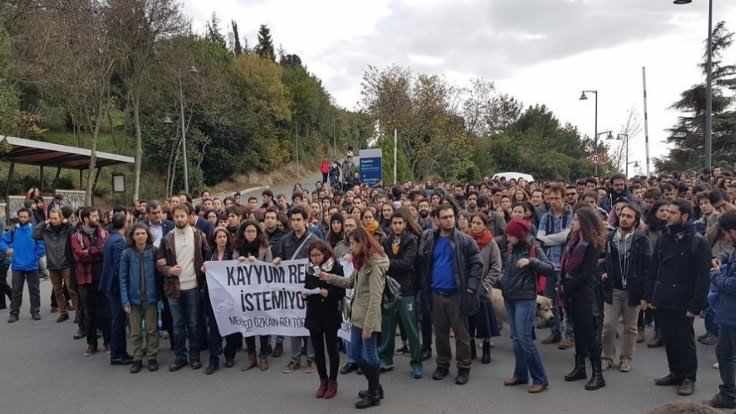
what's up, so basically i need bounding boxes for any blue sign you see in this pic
[359,149,383,186]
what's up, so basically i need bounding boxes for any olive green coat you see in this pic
[326,254,389,334]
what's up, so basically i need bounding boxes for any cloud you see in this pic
[181,0,736,167]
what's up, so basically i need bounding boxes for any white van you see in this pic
[491,172,535,182]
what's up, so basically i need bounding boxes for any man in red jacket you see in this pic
[70,207,109,356]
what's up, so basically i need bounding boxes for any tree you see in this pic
[0,28,18,134]
[660,21,736,172]
[231,20,242,55]
[206,13,225,48]
[21,1,119,203]
[462,78,522,136]
[255,24,275,62]
[108,0,185,202]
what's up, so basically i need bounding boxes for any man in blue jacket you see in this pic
[1,208,46,323]
[706,211,736,409]
[100,213,132,365]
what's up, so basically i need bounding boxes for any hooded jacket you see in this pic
[650,224,711,314]
[70,224,108,285]
[33,222,74,271]
[0,223,45,272]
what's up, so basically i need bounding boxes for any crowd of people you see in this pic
[2,167,736,411]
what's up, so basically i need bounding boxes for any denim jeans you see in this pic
[290,336,313,362]
[349,326,380,368]
[706,306,720,337]
[105,291,128,360]
[201,290,222,365]
[169,288,200,362]
[717,324,736,402]
[345,339,356,364]
[506,300,548,386]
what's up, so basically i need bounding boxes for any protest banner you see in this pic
[205,258,357,340]
[338,260,354,342]
[205,258,315,337]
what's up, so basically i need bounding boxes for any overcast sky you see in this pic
[182,0,736,175]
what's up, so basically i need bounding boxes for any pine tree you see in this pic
[206,13,226,48]
[231,20,242,55]
[659,21,736,172]
[255,24,275,61]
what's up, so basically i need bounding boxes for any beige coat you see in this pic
[326,254,389,334]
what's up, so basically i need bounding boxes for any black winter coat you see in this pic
[304,260,346,332]
[383,232,419,296]
[501,242,554,302]
[561,241,602,308]
[419,228,482,313]
[602,230,651,306]
[33,222,74,271]
[650,225,711,314]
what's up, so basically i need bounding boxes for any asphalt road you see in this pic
[0,278,724,414]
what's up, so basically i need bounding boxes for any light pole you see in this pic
[608,133,630,177]
[675,0,713,170]
[579,89,599,175]
[177,65,198,195]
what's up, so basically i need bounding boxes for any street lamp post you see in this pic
[675,0,713,170]
[177,65,198,195]
[580,90,599,175]
[607,133,630,177]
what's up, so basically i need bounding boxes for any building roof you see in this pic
[0,135,134,169]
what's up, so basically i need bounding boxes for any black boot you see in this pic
[470,339,477,360]
[585,358,606,391]
[355,366,381,409]
[358,364,384,400]
[564,354,587,382]
[481,340,491,365]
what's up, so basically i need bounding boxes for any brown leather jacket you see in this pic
[155,226,210,299]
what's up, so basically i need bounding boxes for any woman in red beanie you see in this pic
[501,219,555,394]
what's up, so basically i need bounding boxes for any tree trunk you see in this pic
[133,92,142,202]
[86,97,110,205]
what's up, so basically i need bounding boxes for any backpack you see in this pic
[529,242,546,295]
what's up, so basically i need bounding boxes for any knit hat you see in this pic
[506,219,532,240]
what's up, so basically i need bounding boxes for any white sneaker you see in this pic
[714,362,720,369]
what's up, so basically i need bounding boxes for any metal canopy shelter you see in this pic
[0,135,135,200]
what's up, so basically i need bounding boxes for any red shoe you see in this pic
[315,379,328,399]
[323,380,338,399]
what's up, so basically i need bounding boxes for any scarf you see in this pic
[239,240,261,258]
[612,228,634,288]
[365,220,379,236]
[560,233,589,275]
[471,228,493,249]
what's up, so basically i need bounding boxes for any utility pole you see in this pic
[705,0,714,170]
[393,129,398,185]
[642,66,651,176]
[295,128,300,177]
[178,76,189,194]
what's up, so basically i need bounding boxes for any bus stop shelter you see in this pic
[0,135,135,200]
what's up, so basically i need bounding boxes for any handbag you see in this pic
[382,275,402,310]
